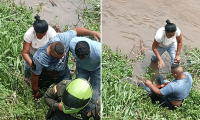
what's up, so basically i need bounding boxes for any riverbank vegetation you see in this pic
[0,0,100,119]
[102,45,200,120]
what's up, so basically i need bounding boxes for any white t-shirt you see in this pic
[24,26,57,55]
[155,27,181,48]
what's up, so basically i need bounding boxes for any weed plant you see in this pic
[181,46,200,91]
[102,45,200,120]
[0,0,48,119]
[78,0,100,32]
[0,0,100,119]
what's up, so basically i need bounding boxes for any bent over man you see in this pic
[31,28,100,98]
[69,37,101,102]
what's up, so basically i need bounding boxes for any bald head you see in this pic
[171,64,184,77]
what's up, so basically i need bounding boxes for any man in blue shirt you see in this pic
[143,64,192,110]
[69,37,101,102]
[31,28,100,99]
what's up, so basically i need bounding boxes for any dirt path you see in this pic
[102,0,200,81]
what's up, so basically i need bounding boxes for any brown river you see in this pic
[102,0,200,81]
[14,0,86,29]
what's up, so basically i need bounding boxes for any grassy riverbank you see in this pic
[102,45,200,120]
[0,0,100,119]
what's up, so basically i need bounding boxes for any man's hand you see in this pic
[174,55,181,64]
[33,90,39,99]
[92,31,101,41]
[145,80,152,86]
[58,102,63,111]
[158,60,165,68]
[159,84,165,89]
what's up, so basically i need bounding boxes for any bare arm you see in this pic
[31,72,39,99]
[175,34,183,63]
[73,27,101,41]
[22,41,32,66]
[145,80,162,96]
[152,39,165,68]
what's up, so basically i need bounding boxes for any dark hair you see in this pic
[75,41,90,59]
[51,41,65,55]
[165,19,177,33]
[33,15,48,33]
[171,64,180,69]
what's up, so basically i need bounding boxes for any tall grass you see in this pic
[0,0,100,119]
[102,45,200,120]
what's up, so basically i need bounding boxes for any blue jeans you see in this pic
[151,43,177,65]
[76,67,101,101]
[143,76,175,110]
[143,75,169,94]
[24,53,33,79]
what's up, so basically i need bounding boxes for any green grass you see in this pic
[0,0,100,119]
[102,45,200,120]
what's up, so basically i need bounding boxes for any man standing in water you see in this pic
[141,64,192,110]
[31,27,100,99]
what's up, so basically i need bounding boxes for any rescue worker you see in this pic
[44,78,101,120]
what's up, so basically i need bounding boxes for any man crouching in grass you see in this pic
[143,64,192,110]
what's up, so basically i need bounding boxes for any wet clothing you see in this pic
[151,42,177,65]
[32,30,76,90]
[143,73,192,110]
[24,53,34,79]
[155,27,181,48]
[44,80,101,120]
[69,37,101,100]
[152,26,181,65]
[160,72,193,101]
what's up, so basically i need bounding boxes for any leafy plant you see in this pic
[0,0,100,119]
[102,44,200,120]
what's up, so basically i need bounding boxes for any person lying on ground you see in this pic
[151,19,183,68]
[140,64,192,110]
[31,27,101,99]
[22,15,57,80]
[44,78,101,120]
[69,37,101,103]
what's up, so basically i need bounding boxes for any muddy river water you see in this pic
[102,0,200,81]
[14,0,85,29]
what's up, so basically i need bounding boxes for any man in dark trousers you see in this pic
[44,78,101,120]
[143,64,193,110]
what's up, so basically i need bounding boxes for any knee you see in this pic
[157,75,163,84]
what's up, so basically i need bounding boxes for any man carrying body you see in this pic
[143,64,192,109]
[44,78,101,120]
[69,37,101,102]
[31,28,101,98]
